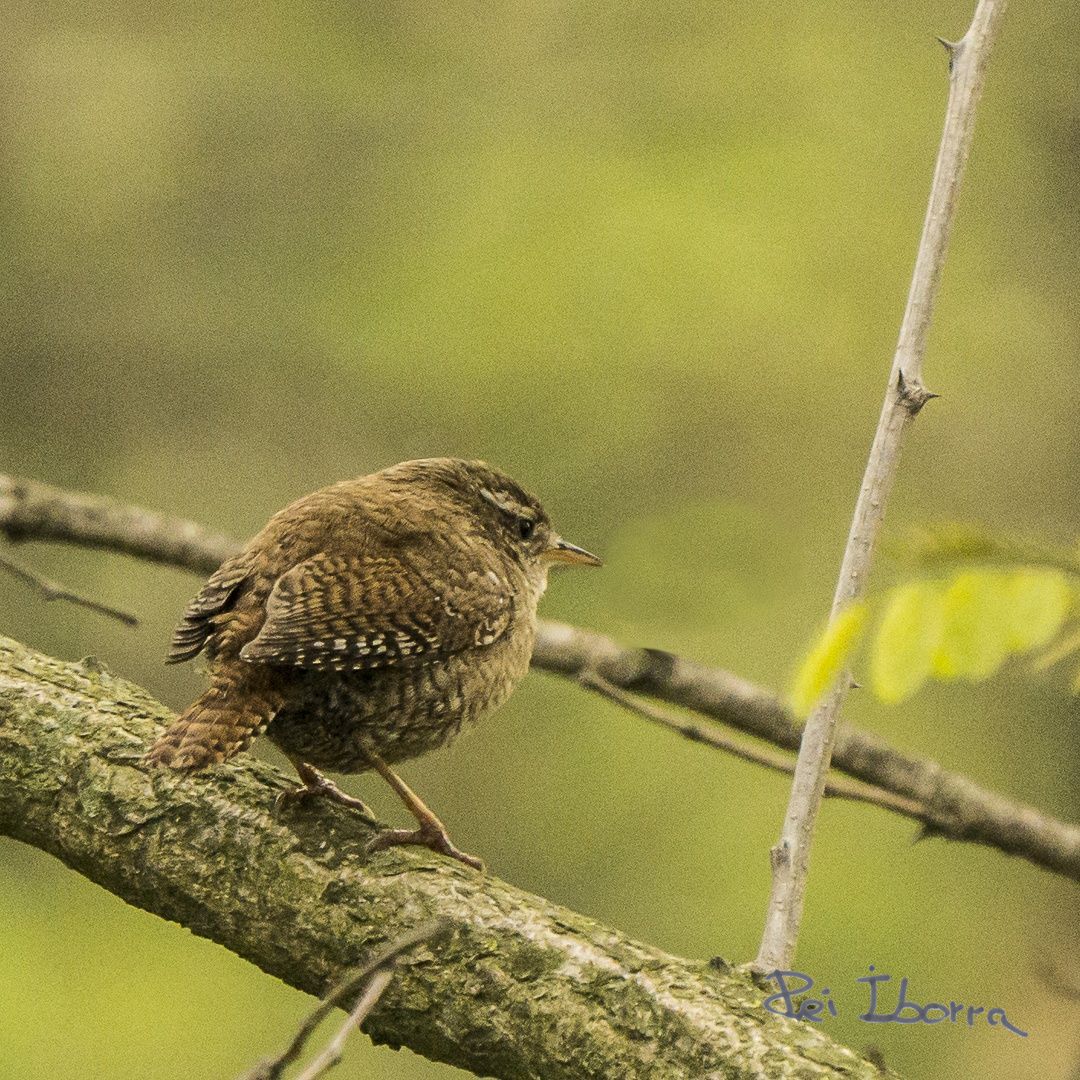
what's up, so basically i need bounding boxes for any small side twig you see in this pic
[0,550,138,626]
[579,671,924,819]
[294,968,395,1080]
[242,920,449,1080]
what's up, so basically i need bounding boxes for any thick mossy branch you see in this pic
[0,636,890,1080]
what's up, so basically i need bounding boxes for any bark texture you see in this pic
[0,635,891,1079]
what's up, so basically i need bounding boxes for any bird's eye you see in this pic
[517,517,535,540]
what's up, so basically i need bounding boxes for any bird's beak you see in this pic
[543,538,603,567]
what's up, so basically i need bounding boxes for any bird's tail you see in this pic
[145,669,286,769]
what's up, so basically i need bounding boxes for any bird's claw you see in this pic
[274,777,379,827]
[366,824,485,871]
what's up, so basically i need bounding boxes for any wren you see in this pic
[145,457,601,869]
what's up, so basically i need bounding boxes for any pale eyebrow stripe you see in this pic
[479,487,519,516]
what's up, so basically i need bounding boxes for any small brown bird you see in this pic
[146,458,600,869]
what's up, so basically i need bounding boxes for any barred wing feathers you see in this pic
[239,551,514,671]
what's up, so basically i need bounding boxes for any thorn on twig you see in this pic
[897,370,940,416]
[912,821,945,844]
[849,676,862,690]
[935,36,960,74]
[0,550,138,626]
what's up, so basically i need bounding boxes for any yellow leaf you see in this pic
[870,582,944,704]
[789,604,867,717]
[931,571,1009,681]
[1004,569,1071,653]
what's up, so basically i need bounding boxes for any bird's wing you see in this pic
[238,550,514,671]
[167,556,251,663]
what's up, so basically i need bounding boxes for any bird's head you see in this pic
[380,458,602,586]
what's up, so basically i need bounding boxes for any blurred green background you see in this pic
[1,2,1077,1078]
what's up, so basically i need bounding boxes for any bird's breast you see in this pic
[265,621,536,772]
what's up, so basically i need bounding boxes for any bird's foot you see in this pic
[275,764,379,827]
[366,821,485,872]
[354,745,484,870]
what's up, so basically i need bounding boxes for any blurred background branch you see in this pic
[578,668,926,817]
[2,472,1076,881]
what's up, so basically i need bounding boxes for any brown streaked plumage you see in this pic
[145,457,601,868]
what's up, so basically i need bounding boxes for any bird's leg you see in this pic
[275,758,379,827]
[361,748,484,872]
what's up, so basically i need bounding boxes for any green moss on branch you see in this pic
[0,636,892,1079]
